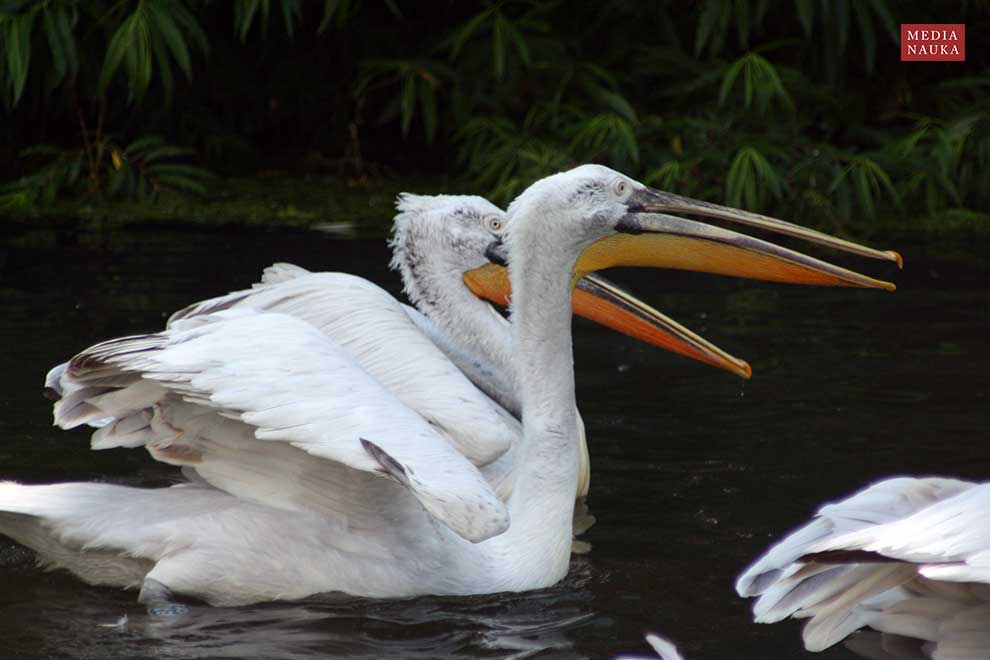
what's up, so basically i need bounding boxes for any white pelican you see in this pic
[41,196,750,528]
[3,165,898,605]
[736,477,990,656]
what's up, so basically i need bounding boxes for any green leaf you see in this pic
[318,0,354,33]
[492,13,506,79]
[107,165,131,196]
[55,5,77,76]
[726,146,782,210]
[125,134,165,156]
[795,0,813,35]
[384,0,401,19]
[504,17,531,66]
[614,116,639,165]
[141,145,195,163]
[735,0,750,48]
[6,11,35,106]
[146,163,212,178]
[867,0,897,41]
[235,0,264,42]
[695,0,723,56]
[149,28,175,102]
[43,7,67,80]
[718,58,743,106]
[835,0,850,53]
[449,8,493,60]
[400,74,415,136]
[281,0,301,39]
[597,89,638,123]
[851,0,876,72]
[418,76,437,143]
[155,173,208,195]
[100,14,137,94]
[147,1,192,78]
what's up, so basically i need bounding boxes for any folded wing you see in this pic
[167,270,519,465]
[57,309,509,543]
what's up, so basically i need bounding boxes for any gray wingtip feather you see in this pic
[360,438,410,487]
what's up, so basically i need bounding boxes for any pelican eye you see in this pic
[486,216,503,232]
[611,180,629,197]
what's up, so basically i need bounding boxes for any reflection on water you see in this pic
[0,226,987,659]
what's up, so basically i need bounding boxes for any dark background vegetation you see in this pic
[1,0,987,235]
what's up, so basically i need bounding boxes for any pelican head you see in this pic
[392,192,753,379]
[499,164,899,292]
[391,193,505,312]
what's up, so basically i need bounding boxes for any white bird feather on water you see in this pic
[737,476,990,656]
[613,633,686,660]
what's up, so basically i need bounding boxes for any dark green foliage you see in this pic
[0,133,211,209]
[0,0,987,230]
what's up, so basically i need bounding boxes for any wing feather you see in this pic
[168,271,518,466]
[62,309,509,543]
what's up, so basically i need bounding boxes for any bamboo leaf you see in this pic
[449,8,492,60]
[149,28,175,101]
[851,0,876,72]
[100,14,137,94]
[418,76,437,143]
[235,0,264,42]
[43,7,67,81]
[735,0,750,49]
[6,11,34,106]
[148,1,191,78]
[867,0,897,41]
[400,74,415,136]
[795,0,813,35]
[155,173,208,195]
[718,58,743,106]
[384,0,401,18]
[505,18,531,66]
[835,0,849,53]
[695,0,723,56]
[141,145,195,163]
[614,116,639,165]
[597,89,637,123]
[56,5,78,75]
[281,0,301,39]
[125,134,165,156]
[492,13,506,79]
[146,163,212,178]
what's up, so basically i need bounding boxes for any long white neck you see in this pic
[396,246,520,412]
[489,223,581,585]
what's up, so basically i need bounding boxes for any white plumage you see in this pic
[6,164,899,607]
[62,309,509,544]
[0,166,629,604]
[737,477,990,656]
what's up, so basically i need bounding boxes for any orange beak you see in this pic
[576,215,897,291]
[463,263,751,378]
[624,188,903,268]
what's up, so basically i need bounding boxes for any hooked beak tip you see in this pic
[888,250,904,270]
[738,360,753,380]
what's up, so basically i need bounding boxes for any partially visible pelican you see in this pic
[737,477,990,656]
[3,165,898,605]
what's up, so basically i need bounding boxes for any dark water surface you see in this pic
[0,226,986,659]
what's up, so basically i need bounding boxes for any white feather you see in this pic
[738,477,990,655]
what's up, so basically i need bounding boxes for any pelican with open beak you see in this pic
[7,165,900,606]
